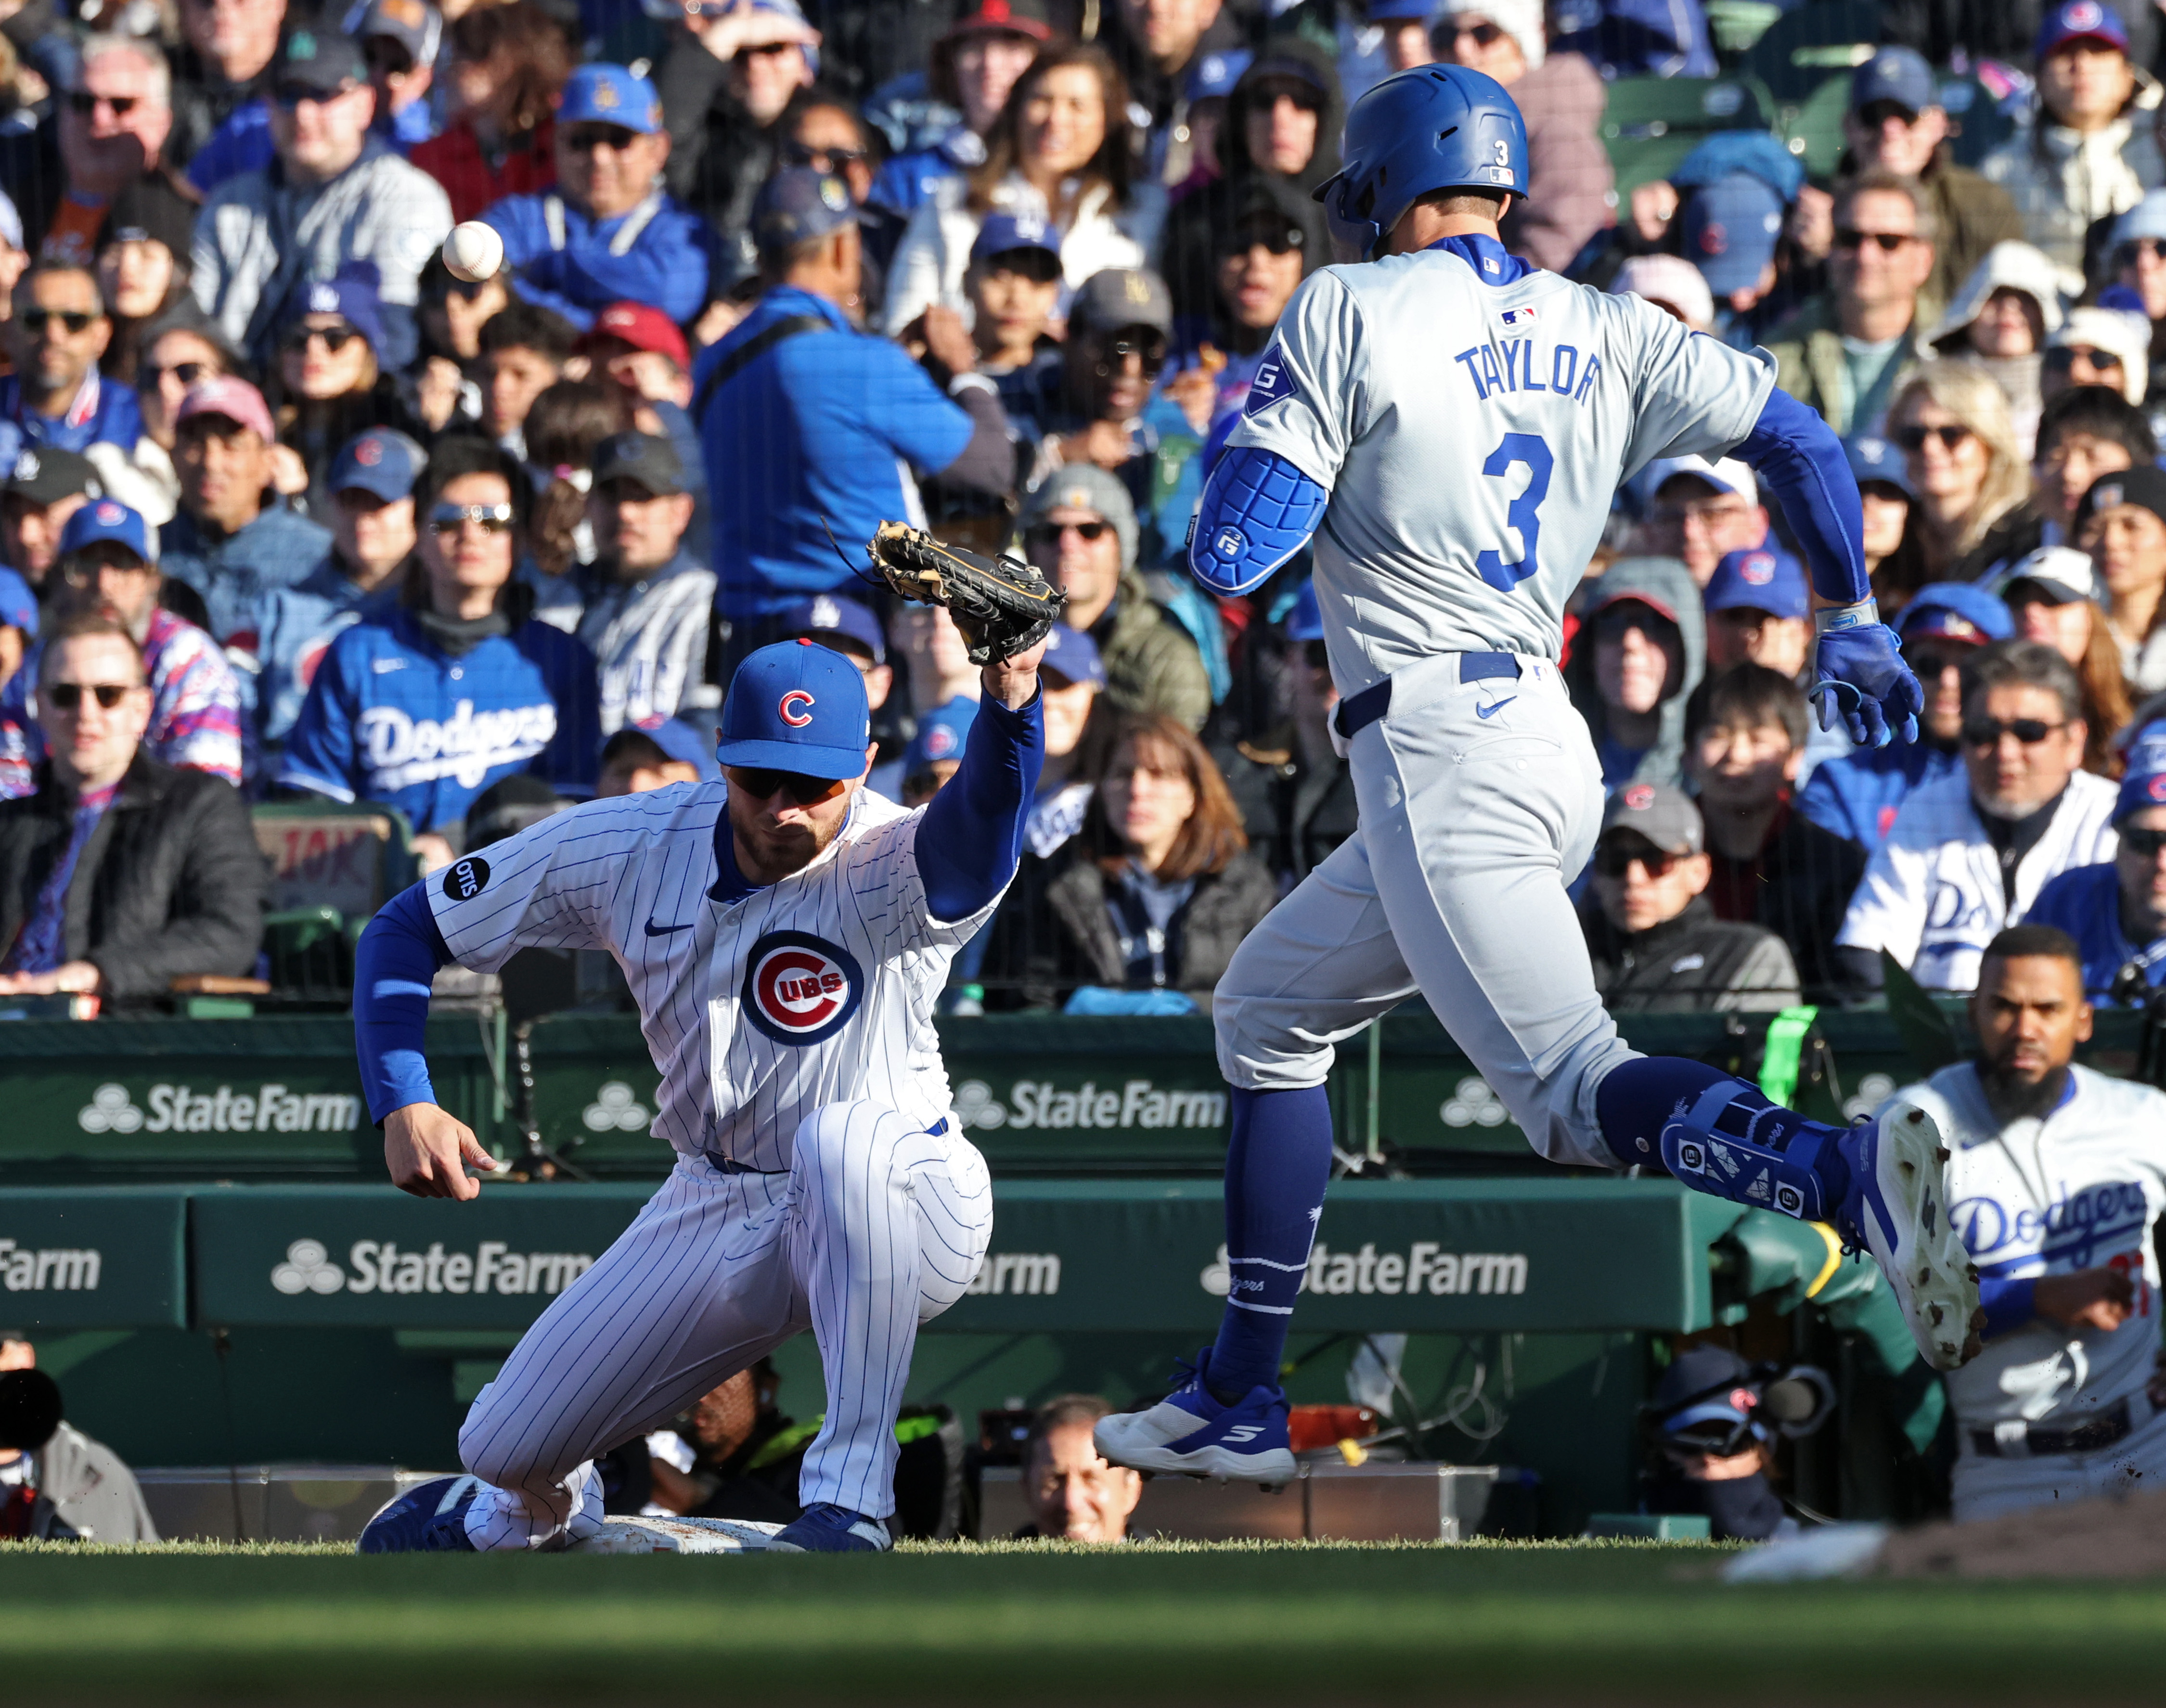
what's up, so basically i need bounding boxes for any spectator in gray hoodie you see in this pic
[1568,555,1706,790]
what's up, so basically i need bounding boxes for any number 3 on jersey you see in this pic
[1474,432,1553,593]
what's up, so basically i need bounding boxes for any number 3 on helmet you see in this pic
[1312,64,1529,261]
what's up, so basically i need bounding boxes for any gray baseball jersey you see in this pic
[1227,250,1778,693]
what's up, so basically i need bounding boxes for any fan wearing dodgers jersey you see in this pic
[352,631,1047,1555]
[1098,64,1979,1488]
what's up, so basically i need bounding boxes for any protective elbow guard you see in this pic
[1188,446,1329,596]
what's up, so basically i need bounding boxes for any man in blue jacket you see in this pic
[479,64,715,332]
[697,166,1014,672]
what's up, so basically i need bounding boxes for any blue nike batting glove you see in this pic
[1812,623,1922,748]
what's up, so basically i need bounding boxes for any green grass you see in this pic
[5,1539,2166,1703]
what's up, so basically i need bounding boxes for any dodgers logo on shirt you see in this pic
[779,690,815,727]
[743,930,864,1046]
[442,856,490,902]
[1243,346,1297,417]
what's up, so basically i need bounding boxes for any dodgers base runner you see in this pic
[354,635,1044,1553]
[1099,65,1981,1486]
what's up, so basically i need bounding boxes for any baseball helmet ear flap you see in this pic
[1313,169,1387,259]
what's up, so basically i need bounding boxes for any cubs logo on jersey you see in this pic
[743,930,864,1045]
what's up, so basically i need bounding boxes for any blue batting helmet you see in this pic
[1312,64,1528,260]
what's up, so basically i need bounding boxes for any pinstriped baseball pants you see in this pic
[456,1101,993,1549]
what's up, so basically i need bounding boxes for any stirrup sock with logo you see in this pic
[1207,1084,1333,1405]
[1595,1057,1851,1224]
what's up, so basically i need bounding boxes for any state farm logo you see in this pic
[742,930,863,1046]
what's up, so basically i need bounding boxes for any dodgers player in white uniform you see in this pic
[1099,65,1981,1486]
[354,634,1046,1553]
[1897,925,2166,1522]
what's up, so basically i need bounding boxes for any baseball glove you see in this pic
[867,521,1066,665]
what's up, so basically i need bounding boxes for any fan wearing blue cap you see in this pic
[1845,435,1918,604]
[1842,46,2020,306]
[1703,545,1810,676]
[2027,730,2166,1001]
[474,64,715,329]
[250,429,425,760]
[346,629,1051,1556]
[963,212,1064,382]
[1976,3,2146,273]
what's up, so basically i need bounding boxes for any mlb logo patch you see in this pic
[743,930,864,1046]
[1500,306,1537,327]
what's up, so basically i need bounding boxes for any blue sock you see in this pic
[1596,1056,1852,1222]
[1207,1085,1333,1405]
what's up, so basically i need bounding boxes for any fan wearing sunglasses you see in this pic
[0,611,265,1002]
[0,266,144,461]
[32,498,245,791]
[273,272,422,527]
[1583,781,1802,1015]
[279,437,600,856]
[470,63,711,330]
[1018,465,1211,731]
[46,36,177,275]
[1838,640,2118,995]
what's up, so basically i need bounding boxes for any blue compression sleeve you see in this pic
[1976,1273,2038,1341]
[1189,445,1330,596]
[1733,386,1870,606]
[917,687,1045,923]
[354,881,455,1124]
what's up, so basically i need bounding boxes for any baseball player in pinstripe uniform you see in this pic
[1098,64,1983,1486]
[355,633,1045,1554]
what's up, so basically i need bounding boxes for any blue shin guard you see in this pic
[1595,1057,1852,1227]
[1206,1084,1334,1404]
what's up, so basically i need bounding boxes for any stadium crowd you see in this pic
[0,0,2152,1022]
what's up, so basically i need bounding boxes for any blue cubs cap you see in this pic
[1284,579,1324,643]
[559,63,664,134]
[1897,583,2014,648]
[1850,46,1936,116]
[2037,0,2127,60]
[969,209,1059,268]
[330,427,426,502]
[1680,174,1785,298]
[284,266,386,355]
[1704,546,1808,621]
[0,564,35,637]
[904,695,979,776]
[2117,731,2166,822]
[1847,434,1913,500]
[1039,622,1106,690]
[780,592,886,664]
[59,497,154,565]
[718,639,872,779]
[1186,46,1251,100]
[752,166,856,257]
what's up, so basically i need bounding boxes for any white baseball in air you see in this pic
[442,221,504,284]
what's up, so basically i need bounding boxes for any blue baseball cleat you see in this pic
[769,1502,891,1553]
[1092,1348,1298,1485]
[357,1474,482,1554]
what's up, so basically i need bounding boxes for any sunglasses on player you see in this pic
[726,767,851,807]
